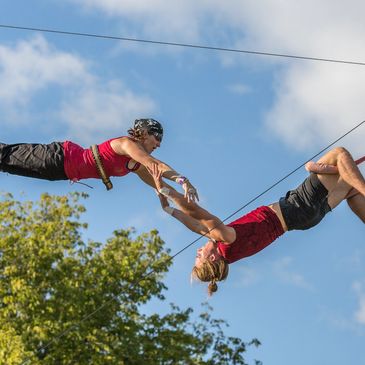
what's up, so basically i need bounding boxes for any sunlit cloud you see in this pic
[264,63,365,154]
[0,35,157,143]
[59,81,156,144]
[67,0,204,42]
[0,35,88,107]
[66,0,365,152]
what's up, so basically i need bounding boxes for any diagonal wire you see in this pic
[1,24,365,66]
[21,119,364,364]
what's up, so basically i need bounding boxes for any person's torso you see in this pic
[63,138,140,181]
[217,206,284,263]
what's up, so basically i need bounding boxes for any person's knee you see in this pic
[338,147,355,161]
[332,146,353,164]
[319,147,347,165]
[333,146,349,156]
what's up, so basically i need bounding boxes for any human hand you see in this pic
[150,165,174,215]
[148,163,164,191]
[182,180,199,203]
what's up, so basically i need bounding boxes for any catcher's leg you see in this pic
[347,192,365,223]
[316,147,365,196]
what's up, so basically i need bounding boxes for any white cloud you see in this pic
[0,35,89,106]
[265,63,365,154]
[69,0,204,42]
[59,81,156,143]
[0,35,157,142]
[3,2,363,149]
[215,0,365,153]
[66,0,365,151]
[273,256,312,290]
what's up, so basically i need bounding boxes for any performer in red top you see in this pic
[152,147,365,295]
[0,119,198,202]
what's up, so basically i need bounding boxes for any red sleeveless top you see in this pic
[63,138,140,181]
[217,206,284,264]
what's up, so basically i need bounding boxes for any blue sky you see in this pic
[1,1,365,364]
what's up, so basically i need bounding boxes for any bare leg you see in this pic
[317,147,365,196]
[336,149,365,196]
[347,193,365,223]
[305,155,365,174]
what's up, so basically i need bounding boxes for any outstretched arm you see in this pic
[133,165,156,189]
[133,165,172,189]
[112,137,198,202]
[157,193,213,237]
[153,168,236,243]
[134,165,180,195]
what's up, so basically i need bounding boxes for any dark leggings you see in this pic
[0,142,68,181]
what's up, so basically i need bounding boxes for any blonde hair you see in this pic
[191,259,229,296]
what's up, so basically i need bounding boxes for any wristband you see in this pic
[159,187,171,197]
[176,176,188,185]
[163,206,175,215]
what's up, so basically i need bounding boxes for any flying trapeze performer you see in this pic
[152,146,365,295]
[0,118,198,202]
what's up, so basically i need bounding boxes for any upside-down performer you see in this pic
[0,119,198,202]
[152,147,365,295]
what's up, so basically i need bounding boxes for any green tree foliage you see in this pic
[0,192,261,365]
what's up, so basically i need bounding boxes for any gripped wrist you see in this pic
[159,187,171,197]
[176,175,189,185]
[163,206,175,215]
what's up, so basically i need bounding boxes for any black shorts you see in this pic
[0,142,68,181]
[279,173,331,231]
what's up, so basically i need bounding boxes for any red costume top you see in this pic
[63,138,140,181]
[217,206,284,264]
